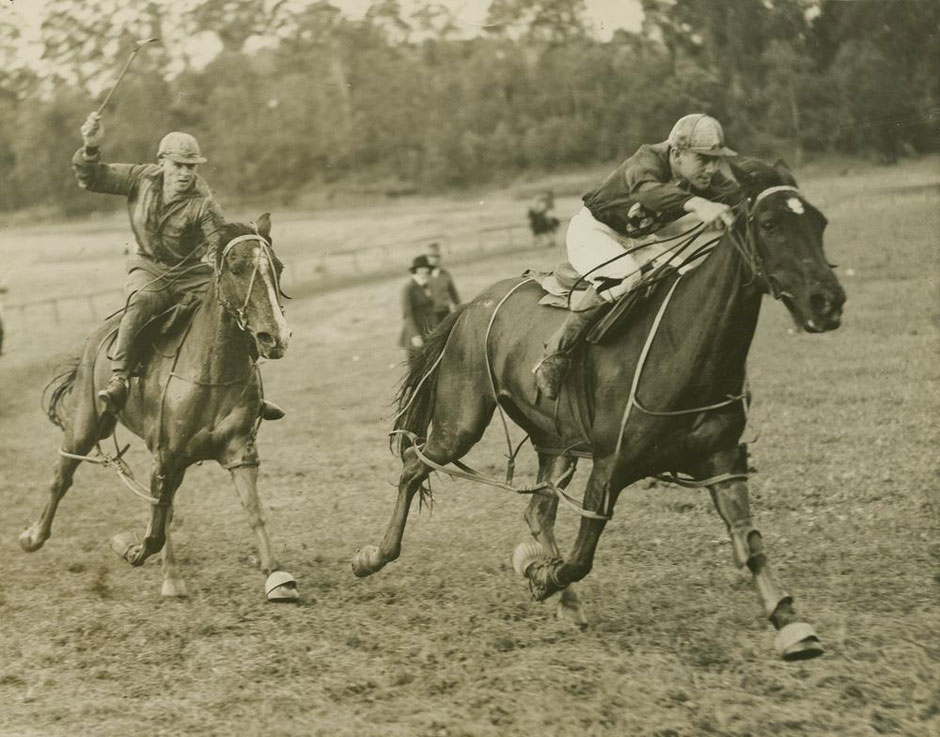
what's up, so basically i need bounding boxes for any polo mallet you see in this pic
[95,37,160,116]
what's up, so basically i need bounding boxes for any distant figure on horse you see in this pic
[73,112,283,421]
[527,191,561,249]
[534,114,742,399]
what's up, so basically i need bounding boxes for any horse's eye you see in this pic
[228,262,244,276]
[760,220,777,232]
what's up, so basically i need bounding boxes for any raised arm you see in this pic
[71,112,146,196]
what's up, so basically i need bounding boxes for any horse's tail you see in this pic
[391,305,468,456]
[42,357,80,430]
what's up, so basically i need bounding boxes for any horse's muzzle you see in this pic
[802,284,846,332]
[256,330,290,359]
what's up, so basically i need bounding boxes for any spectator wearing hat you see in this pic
[533,113,745,399]
[425,242,461,327]
[398,255,437,360]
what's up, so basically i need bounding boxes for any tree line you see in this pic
[0,0,936,216]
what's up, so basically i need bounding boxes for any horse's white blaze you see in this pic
[257,249,291,345]
[787,197,805,214]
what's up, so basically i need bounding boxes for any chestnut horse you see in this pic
[21,215,298,601]
[353,160,845,660]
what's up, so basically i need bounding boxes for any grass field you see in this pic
[0,157,937,737]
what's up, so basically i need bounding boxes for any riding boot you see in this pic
[98,369,130,415]
[98,305,147,414]
[533,286,608,400]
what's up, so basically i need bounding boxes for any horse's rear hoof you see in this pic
[351,545,384,577]
[265,571,299,603]
[555,587,589,631]
[511,540,545,577]
[19,528,45,553]
[161,577,189,598]
[775,622,824,661]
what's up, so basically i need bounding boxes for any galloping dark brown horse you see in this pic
[352,159,846,660]
[21,215,298,601]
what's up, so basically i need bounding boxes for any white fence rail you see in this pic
[4,221,534,326]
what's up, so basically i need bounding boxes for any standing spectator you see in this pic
[425,242,460,327]
[398,255,436,361]
[527,191,561,248]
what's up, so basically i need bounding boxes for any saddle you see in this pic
[103,292,203,375]
[525,261,591,310]
[527,261,679,345]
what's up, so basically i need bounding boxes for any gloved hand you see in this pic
[410,335,424,349]
[685,196,734,230]
[80,112,103,149]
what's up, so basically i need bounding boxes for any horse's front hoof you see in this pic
[19,527,46,553]
[265,571,299,603]
[351,546,385,577]
[775,622,824,661]
[161,577,189,598]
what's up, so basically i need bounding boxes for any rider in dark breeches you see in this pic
[110,266,210,382]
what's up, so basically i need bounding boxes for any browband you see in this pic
[220,233,271,260]
[753,185,802,204]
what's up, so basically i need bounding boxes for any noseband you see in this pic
[216,233,283,331]
[727,185,804,301]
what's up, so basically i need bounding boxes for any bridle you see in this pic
[216,232,284,331]
[725,184,805,302]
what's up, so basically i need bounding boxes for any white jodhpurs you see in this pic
[566,206,705,301]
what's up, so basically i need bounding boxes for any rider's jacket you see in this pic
[582,142,742,238]
[71,147,225,271]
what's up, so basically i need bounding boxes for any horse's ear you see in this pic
[773,159,798,187]
[256,213,271,239]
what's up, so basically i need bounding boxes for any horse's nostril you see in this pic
[257,331,275,346]
[809,293,829,315]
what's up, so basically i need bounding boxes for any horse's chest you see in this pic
[146,392,256,458]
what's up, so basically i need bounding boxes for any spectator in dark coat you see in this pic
[398,255,436,360]
[425,242,460,325]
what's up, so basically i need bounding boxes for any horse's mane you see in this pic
[730,156,799,200]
